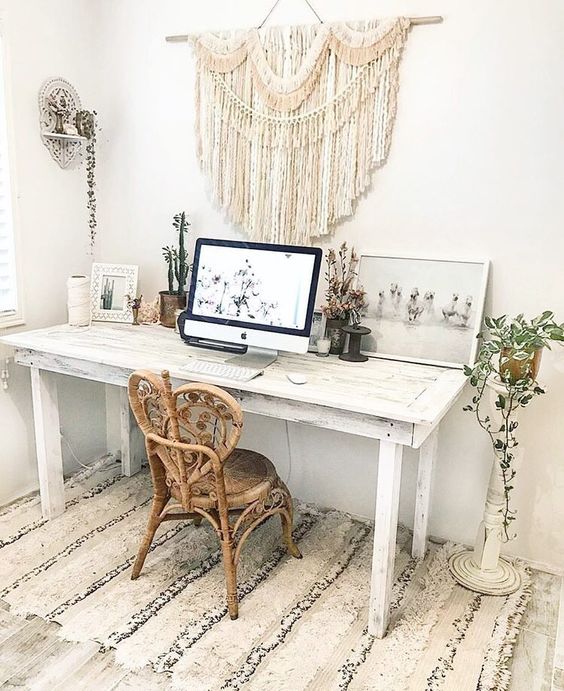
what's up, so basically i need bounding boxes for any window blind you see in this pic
[0,37,17,320]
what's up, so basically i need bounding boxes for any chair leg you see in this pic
[131,494,168,580]
[281,503,302,560]
[220,539,239,619]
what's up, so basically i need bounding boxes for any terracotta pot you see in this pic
[326,318,348,355]
[159,291,186,328]
[500,346,542,383]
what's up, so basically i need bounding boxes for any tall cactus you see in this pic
[162,246,174,293]
[162,212,191,294]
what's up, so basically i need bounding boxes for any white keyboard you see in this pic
[181,359,263,382]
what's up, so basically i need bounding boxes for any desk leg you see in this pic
[412,428,439,560]
[30,367,65,520]
[105,385,121,459]
[119,388,143,476]
[368,440,403,638]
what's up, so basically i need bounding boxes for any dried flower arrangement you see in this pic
[126,294,143,325]
[137,296,160,324]
[321,242,367,325]
[126,295,143,311]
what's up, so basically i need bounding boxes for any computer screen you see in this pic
[187,239,322,336]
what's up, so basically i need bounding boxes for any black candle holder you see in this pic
[339,324,371,362]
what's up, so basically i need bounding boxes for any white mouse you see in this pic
[286,372,308,385]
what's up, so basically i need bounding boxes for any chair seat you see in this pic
[171,448,279,510]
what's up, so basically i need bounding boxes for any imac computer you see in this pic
[178,238,322,371]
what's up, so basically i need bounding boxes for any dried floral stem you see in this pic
[321,242,366,323]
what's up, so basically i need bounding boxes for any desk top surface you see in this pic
[2,323,467,426]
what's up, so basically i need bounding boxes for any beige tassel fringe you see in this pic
[191,18,411,243]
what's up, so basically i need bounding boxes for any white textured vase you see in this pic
[67,275,91,327]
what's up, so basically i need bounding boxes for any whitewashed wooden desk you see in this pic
[2,322,466,637]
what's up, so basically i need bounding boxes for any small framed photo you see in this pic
[90,263,139,323]
[308,310,327,352]
[357,254,489,368]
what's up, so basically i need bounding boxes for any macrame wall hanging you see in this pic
[169,11,441,244]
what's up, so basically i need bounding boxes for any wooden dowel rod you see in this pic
[410,15,443,25]
[165,15,443,42]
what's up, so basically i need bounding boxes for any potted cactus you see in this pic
[160,211,191,328]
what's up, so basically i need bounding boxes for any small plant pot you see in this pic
[159,291,186,328]
[500,347,543,383]
[326,318,348,355]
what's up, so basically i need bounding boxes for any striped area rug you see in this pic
[0,459,531,690]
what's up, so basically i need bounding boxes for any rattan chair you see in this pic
[128,369,301,619]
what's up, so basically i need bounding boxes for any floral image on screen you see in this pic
[191,245,316,330]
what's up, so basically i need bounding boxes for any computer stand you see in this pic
[183,336,277,369]
[226,347,278,370]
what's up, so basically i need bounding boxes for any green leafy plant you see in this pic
[162,212,190,295]
[75,110,97,250]
[464,311,564,540]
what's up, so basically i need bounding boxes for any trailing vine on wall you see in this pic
[76,109,97,250]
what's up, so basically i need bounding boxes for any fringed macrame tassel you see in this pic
[192,17,410,244]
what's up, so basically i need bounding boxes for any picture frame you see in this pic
[357,253,489,368]
[90,262,139,323]
[308,310,327,352]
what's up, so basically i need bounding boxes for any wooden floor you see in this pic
[0,570,561,690]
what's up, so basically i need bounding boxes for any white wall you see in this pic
[0,0,107,505]
[92,0,564,572]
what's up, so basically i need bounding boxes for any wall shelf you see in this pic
[38,77,87,169]
[42,132,87,143]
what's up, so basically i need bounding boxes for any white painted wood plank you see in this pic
[0,616,59,685]
[53,648,130,689]
[520,570,562,637]
[412,427,439,559]
[30,367,64,520]
[509,628,555,691]
[2,322,463,425]
[26,640,100,691]
[119,387,143,476]
[409,369,467,447]
[0,608,27,646]
[555,576,564,674]
[368,440,403,638]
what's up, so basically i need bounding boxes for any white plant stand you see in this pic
[448,377,521,595]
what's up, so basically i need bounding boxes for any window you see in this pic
[0,34,21,328]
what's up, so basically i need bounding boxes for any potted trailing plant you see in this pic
[321,242,367,354]
[160,211,191,328]
[463,311,564,540]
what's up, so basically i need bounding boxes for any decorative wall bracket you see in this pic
[38,77,86,168]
